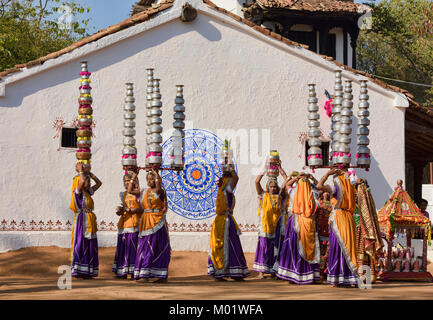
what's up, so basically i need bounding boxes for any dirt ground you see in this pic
[1,246,433,300]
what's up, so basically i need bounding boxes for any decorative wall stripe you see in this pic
[0,219,258,232]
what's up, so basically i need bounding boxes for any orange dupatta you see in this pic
[139,188,165,233]
[292,179,318,262]
[118,192,141,230]
[333,174,358,271]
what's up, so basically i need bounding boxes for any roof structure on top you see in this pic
[254,0,370,15]
[0,0,420,110]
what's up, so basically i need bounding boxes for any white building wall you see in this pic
[0,8,405,251]
[211,0,238,14]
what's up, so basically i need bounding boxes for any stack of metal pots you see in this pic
[306,83,323,167]
[121,83,137,167]
[267,150,280,178]
[335,80,353,166]
[356,80,371,167]
[76,61,93,167]
[145,68,154,167]
[147,79,163,165]
[220,139,234,173]
[330,70,343,165]
[170,85,185,169]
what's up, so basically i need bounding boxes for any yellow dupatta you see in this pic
[210,177,239,270]
[258,192,282,235]
[69,175,97,261]
[292,179,318,263]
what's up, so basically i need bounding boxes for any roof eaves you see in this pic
[0,0,174,81]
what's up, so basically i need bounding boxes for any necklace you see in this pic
[146,188,155,209]
[269,193,279,211]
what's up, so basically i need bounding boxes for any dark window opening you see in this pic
[287,30,316,52]
[305,140,330,167]
[61,127,78,149]
[325,33,336,60]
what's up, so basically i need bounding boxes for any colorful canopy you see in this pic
[378,185,430,236]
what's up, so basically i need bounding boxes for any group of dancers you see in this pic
[69,158,379,287]
[250,162,364,286]
[70,162,170,282]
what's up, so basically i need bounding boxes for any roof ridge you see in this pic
[0,0,418,108]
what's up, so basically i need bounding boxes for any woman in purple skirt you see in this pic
[276,173,321,284]
[272,175,296,275]
[112,172,143,279]
[208,166,250,281]
[134,168,171,283]
[317,167,359,287]
[69,162,102,279]
[253,164,288,278]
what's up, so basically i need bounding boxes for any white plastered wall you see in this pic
[0,0,407,252]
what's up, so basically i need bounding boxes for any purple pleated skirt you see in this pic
[134,225,171,279]
[276,215,320,284]
[253,236,275,274]
[208,215,250,279]
[71,211,99,278]
[112,231,139,277]
[272,213,287,273]
[327,227,358,285]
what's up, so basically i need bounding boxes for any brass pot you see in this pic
[76,129,92,137]
[76,152,91,160]
[79,107,93,115]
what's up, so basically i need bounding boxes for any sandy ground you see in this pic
[1,246,433,300]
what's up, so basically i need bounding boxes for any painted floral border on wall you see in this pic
[0,220,258,232]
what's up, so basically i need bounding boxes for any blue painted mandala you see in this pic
[161,129,237,220]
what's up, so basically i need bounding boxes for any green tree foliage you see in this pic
[0,0,90,72]
[357,0,433,105]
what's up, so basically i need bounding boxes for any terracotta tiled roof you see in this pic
[256,0,368,14]
[0,0,424,114]
[0,0,174,79]
[0,0,306,81]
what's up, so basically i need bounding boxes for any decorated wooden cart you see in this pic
[377,181,432,282]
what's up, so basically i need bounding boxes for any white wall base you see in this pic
[0,231,259,253]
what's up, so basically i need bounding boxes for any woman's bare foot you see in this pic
[214,277,227,282]
[257,273,265,279]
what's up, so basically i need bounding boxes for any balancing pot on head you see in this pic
[76,61,93,171]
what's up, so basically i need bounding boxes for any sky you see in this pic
[59,0,138,33]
